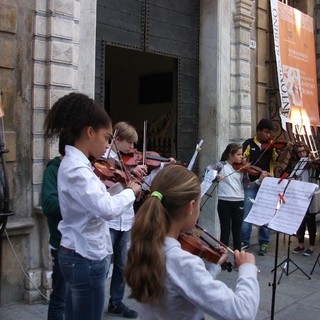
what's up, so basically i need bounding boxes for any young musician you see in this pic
[279,142,318,256]
[42,133,69,320]
[104,121,175,318]
[125,165,260,320]
[241,119,280,255]
[206,143,268,251]
[44,92,141,320]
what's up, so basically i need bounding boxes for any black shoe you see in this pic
[303,248,314,256]
[292,246,304,254]
[108,302,138,319]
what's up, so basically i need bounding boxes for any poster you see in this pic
[270,0,320,129]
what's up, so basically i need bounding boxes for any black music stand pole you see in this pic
[270,231,280,320]
[200,179,218,211]
[310,252,320,275]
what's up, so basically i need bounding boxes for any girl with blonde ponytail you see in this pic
[125,165,260,320]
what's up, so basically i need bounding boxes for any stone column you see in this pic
[232,0,255,140]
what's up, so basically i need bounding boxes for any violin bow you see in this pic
[187,139,204,171]
[105,128,118,160]
[142,120,147,167]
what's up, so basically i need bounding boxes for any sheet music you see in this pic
[200,169,218,198]
[244,177,288,226]
[244,177,318,235]
[268,179,317,234]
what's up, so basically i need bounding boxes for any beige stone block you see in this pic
[52,0,74,17]
[74,23,79,43]
[33,163,45,184]
[0,3,17,34]
[239,77,250,92]
[33,112,45,134]
[34,39,47,61]
[238,60,250,76]
[25,268,42,290]
[239,44,250,61]
[257,8,268,29]
[51,17,73,40]
[257,85,267,104]
[33,138,45,160]
[0,38,17,69]
[42,270,53,290]
[238,126,252,141]
[24,289,43,305]
[257,0,269,11]
[35,0,47,13]
[50,41,73,63]
[74,0,80,21]
[33,88,47,110]
[34,63,48,85]
[49,89,71,107]
[35,15,48,37]
[72,69,78,90]
[50,65,73,87]
[256,65,267,84]
[73,44,79,66]
[33,189,41,208]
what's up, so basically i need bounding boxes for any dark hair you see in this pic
[220,143,242,161]
[256,118,274,132]
[44,92,112,144]
[125,165,200,304]
[58,130,73,156]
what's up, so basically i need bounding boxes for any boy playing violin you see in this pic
[241,118,280,256]
[103,121,175,318]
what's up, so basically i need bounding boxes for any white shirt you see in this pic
[137,237,260,320]
[103,148,165,231]
[58,145,135,260]
[103,148,134,231]
[218,162,245,201]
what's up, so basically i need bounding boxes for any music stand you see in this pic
[310,252,320,275]
[271,234,311,284]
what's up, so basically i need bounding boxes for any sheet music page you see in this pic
[268,179,318,234]
[244,177,288,226]
[201,169,218,198]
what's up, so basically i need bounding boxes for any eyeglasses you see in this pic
[297,149,307,154]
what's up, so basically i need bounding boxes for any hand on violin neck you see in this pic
[215,246,228,266]
[131,164,148,179]
[163,157,177,167]
[258,170,269,182]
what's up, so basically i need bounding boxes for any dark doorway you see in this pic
[96,0,199,163]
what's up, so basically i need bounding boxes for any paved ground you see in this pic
[1,230,320,319]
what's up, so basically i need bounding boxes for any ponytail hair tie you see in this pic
[151,191,163,201]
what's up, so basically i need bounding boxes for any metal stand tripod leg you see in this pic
[271,235,311,284]
[310,252,320,275]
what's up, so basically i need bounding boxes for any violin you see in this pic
[232,160,263,176]
[261,138,288,150]
[91,158,130,188]
[178,233,221,263]
[178,227,233,272]
[121,149,185,170]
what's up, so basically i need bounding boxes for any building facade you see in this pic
[0,0,318,305]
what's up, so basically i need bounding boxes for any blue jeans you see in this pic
[109,228,130,306]
[48,249,67,320]
[241,184,270,246]
[58,249,111,320]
